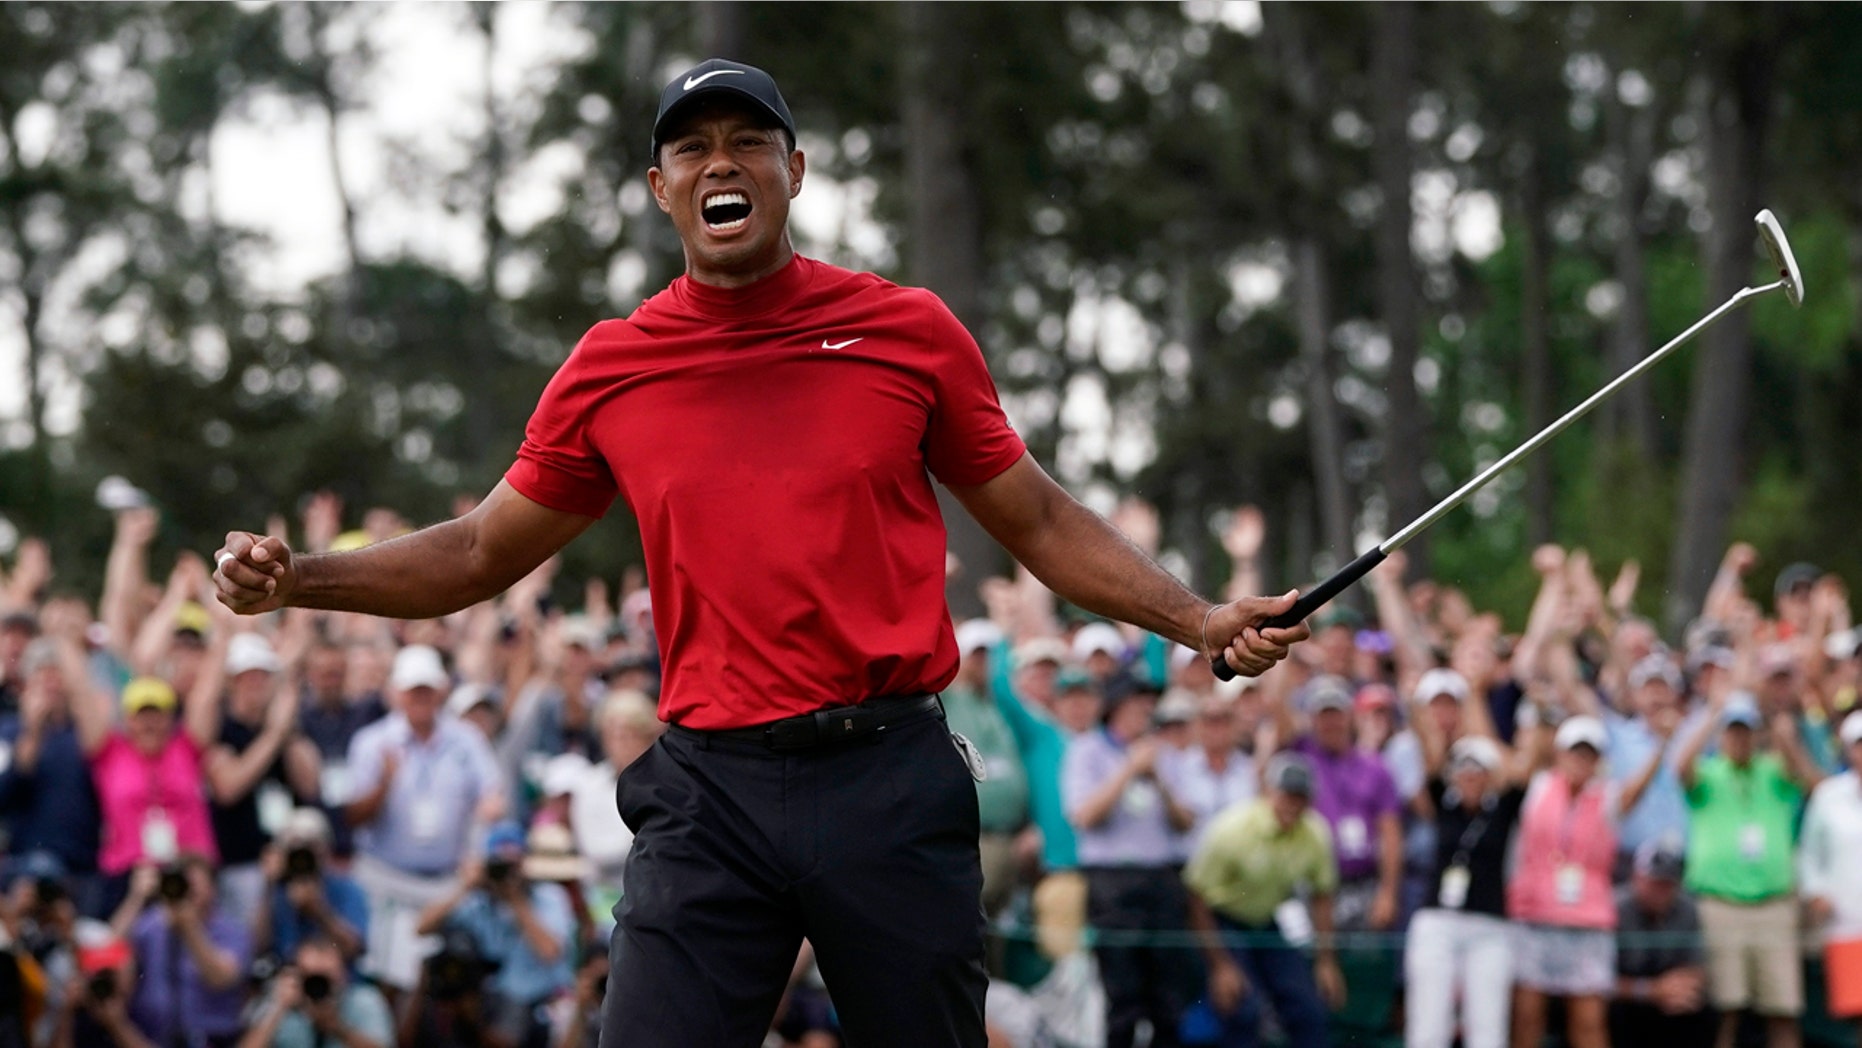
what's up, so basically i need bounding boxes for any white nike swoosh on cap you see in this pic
[684,69,746,91]
[822,337,863,350]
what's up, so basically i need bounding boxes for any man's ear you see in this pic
[787,149,806,199]
[647,167,672,214]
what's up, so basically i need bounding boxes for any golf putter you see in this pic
[1212,209,1805,680]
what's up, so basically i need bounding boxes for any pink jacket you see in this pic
[1507,770,1618,929]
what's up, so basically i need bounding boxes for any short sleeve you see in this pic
[1182,811,1239,900]
[504,324,622,519]
[916,294,1026,487]
[344,985,397,1043]
[1060,736,1106,819]
[344,727,383,799]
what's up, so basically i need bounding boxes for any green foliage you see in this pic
[2,2,1859,632]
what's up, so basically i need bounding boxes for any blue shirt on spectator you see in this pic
[346,713,503,875]
[1606,710,1695,857]
[268,872,370,965]
[128,906,251,1047]
[448,882,576,1004]
[1062,729,1181,868]
[0,715,102,874]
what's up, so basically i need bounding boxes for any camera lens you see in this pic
[158,868,190,903]
[285,847,319,879]
[303,973,334,1002]
[88,970,118,1002]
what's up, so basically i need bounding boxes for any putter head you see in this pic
[1755,209,1804,308]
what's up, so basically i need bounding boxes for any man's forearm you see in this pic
[290,523,502,619]
[1009,495,1209,650]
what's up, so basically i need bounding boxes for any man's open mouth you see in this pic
[701,191,751,231]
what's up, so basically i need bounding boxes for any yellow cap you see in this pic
[121,677,178,714]
[172,601,211,637]
[328,529,374,552]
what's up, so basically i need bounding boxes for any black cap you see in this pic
[1774,562,1821,600]
[651,58,797,156]
[1632,838,1685,881]
[1265,753,1316,799]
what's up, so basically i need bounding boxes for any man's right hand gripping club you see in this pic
[1204,590,1310,678]
[214,534,295,616]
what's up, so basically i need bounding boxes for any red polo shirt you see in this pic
[505,256,1026,729]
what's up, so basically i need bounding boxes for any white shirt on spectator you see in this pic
[1170,746,1257,854]
[569,760,633,871]
[1800,769,1862,942]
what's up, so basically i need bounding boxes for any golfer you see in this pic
[213,58,1310,1048]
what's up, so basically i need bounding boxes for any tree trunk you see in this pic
[1296,237,1354,576]
[1666,34,1775,633]
[900,2,999,619]
[1371,0,1429,579]
[695,2,743,59]
[1518,160,1555,547]
[1266,5,1353,585]
[1600,60,1659,457]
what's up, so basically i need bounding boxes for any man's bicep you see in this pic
[945,453,1059,557]
[463,481,600,592]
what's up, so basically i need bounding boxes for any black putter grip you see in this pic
[1209,548,1388,681]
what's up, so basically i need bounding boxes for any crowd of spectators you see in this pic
[3,492,1862,1048]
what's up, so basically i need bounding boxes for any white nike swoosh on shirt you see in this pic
[822,338,864,350]
[684,70,746,91]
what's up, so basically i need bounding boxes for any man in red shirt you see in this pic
[214,58,1309,1048]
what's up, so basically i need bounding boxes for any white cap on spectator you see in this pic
[1155,689,1199,726]
[277,807,332,847]
[1554,715,1608,753]
[1013,637,1069,670]
[226,633,281,676]
[390,644,451,692]
[1825,628,1861,662]
[955,619,1003,655]
[1413,667,1470,705]
[1449,736,1504,773]
[560,615,603,651]
[445,682,498,718]
[1841,711,1862,748]
[1628,654,1683,692]
[541,752,591,797]
[1071,622,1127,662]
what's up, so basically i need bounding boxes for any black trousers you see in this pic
[1086,865,1193,1048]
[599,708,988,1048]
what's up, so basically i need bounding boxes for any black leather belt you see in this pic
[697,694,942,751]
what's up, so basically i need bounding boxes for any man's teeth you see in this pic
[702,191,751,230]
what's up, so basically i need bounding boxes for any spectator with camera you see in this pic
[46,925,142,1048]
[252,808,367,967]
[395,927,505,1048]
[112,853,250,1048]
[0,600,106,917]
[415,821,576,1048]
[237,935,394,1048]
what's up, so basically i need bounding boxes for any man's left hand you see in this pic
[1369,888,1397,931]
[1205,591,1311,677]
